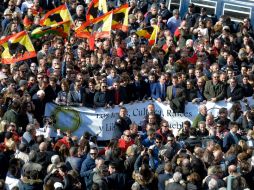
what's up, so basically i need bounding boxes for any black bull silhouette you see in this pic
[113,12,125,22]
[48,13,63,23]
[8,41,27,57]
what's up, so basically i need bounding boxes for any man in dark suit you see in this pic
[132,73,149,101]
[151,74,167,102]
[204,72,225,102]
[68,79,85,106]
[83,80,96,108]
[223,122,241,152]
[226,78,244,102]
[166,75,186,113]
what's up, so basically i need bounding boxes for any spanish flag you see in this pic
[86,0,99,21]
[40,4,73,26]
[148,25,159,45]
[136,26,154,39]
[0,31,36,64]
[31,20,71,39]
[112,4,128,32]
[76,11,113,39]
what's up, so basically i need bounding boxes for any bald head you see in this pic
[39,142,47,152]
[213,150,223,161]
[228,165,237,174]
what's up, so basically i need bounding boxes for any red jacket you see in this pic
[118,138,134,153]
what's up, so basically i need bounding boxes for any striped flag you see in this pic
[112,4,128,32]
[0,31,36,64]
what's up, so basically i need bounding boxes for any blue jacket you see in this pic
[80,154,96,187]
[150,82,167,101]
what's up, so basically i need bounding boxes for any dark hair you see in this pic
[183,120,191,127]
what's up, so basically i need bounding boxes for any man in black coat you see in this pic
[226,78,244,102]
[114,107,132,138]
[94,82,113,108]
[105,161,129,190]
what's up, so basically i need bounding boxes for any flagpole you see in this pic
[154,26,158,45]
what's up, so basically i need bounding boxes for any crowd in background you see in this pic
[0,0,254,189]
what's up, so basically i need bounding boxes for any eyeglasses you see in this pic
[125,134,130,137]
[54,68,61,70]
[156,141,162,144]
[101,86,107,88]
[90,153,97,155]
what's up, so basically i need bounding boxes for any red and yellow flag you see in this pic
[112,4,128,32]
[40,4,73,26]
[136,26,154,39]
[76,11,113,39]
[31,20,71,39]
[0,31,36,64]
[148,25,159,45]
[86,0,99,21]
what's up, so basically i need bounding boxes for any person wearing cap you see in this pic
[165,134,181,157]
[158,0,171,22]
[183,3,197,29]
[2,9,13,32]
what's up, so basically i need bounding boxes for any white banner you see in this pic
[44,97,254,140]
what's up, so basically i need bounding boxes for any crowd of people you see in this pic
[0,0,254,189]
